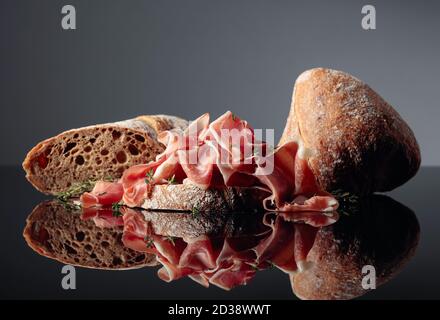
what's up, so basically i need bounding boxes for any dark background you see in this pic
[1,0,439,165]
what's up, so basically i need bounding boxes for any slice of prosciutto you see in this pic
[80,111,338,216]
[120,209,325,291]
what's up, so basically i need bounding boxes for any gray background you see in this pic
[1,0,439,165]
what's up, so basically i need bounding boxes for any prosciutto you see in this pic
[81,111,338,215]
[120,209,326,291]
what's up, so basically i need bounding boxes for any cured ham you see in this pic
[120,209,326,291]
[80,111,338,216]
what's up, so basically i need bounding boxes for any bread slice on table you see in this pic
[291,195,420,300]
[280,68,421,194]
[23,201,158,270]
[23,115,188,195]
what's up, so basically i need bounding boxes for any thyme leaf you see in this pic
[112,202,123,217]
[331,189,360,216]
[191,206,200,216]
[144,236,154,248]
[56,180,96,202]
[145,169,154,184]
[167,175,176,185]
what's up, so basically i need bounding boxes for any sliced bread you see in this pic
[23,115,188,195]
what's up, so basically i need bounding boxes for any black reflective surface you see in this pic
[1,166,439,299]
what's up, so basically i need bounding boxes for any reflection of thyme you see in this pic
[112,202,122,217]
[57,199,81,211]
[56,180,96,202]
[191,206,200,216]
[332,189,359,216]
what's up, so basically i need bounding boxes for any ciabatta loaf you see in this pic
[23,115,187,195]
[280,68,421,194]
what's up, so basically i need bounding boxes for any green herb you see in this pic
[331,189,360,216]
[231,113,237,121]
[57,199,81,211]
[191,206,200,216]
[145,169,154,184]
[250,264,259,271]
[112,202,123,217]
[167,175,176,185]
[144,236,154,248]
[56,180,96,202]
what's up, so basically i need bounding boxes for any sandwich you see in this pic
[22,68,421,215]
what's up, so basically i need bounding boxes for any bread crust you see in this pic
[23,201,157,270]
[23,115,188,195]
[280,68,421,194]
[140,183,270,213]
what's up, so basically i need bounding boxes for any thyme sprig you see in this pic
[56,180,96,202]
[57,199,81,211]
[55,175,115,202]
[112,202,123,217]
[331,189,360,216]
[144,236,154,248]
[145,169,154,184]
[167,174,176,185]
[191,206,200,216]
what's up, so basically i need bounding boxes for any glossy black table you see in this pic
[0,166,438,300]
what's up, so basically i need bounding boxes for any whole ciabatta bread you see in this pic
[280,68,421,194]
[23,115,188,195]
[23,201,157,270]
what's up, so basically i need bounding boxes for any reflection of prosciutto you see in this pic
[120,208,327,291]
[81,111,338,216]
[81,207,124,229]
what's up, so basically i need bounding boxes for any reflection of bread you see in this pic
[280,68,421,194]
[23,115,188,195]
[23,201,157,270]
[136,210,269,239]
[291,195,420,300]
[140,184,269,213]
